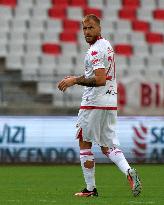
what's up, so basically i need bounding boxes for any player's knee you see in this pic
[79,139,92,150]
[101,147,109,155]
[84,160,94,169]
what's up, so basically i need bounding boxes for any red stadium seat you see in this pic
[153,9,164,20]
[0,0,16,7]
[63,19,80,32]
[132,20,150,32]
[42,43,61,55]
[146,33,164,44]
[60,32,77,42]
[52,0,70,7]
[115,44,133,56]
[119,8,136,20]
[70,0,87,7]
[84,7,102,18]
[48,7,66,19]
[123,0,140,9]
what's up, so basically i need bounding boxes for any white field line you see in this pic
[5,199,57,203]
[129,201,155,204]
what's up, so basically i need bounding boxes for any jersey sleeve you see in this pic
[90,49,105,70]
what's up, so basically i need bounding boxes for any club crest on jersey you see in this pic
[91,51,98,56]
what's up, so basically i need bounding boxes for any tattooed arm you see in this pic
[58,68,106,92]
[76,68,106,87]
[75,75,97,87]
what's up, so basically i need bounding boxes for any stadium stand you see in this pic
[0,0,163,113]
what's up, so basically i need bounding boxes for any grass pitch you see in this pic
[0,164,163,205]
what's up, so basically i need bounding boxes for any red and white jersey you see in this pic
[81,37,117,109]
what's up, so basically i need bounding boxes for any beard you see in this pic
[85,36,97,44]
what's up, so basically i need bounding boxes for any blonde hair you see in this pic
[83,14,100,25]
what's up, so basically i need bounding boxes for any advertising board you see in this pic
[0,116,163,163]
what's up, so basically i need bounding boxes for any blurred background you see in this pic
[0,0,163,164]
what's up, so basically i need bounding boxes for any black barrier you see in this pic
[0,147,77,163]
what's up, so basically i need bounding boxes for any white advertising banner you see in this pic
[0,116,164,163]
[117,75,164,115]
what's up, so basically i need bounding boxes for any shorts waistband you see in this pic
[80,106,117,110]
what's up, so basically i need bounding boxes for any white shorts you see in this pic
[76,109,120,148]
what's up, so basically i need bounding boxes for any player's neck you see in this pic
[89,36,103,46]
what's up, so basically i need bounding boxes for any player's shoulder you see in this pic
[94,38,112,51]
[87,37,113,57]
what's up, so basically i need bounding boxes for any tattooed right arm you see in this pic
[76,75,97,87]
[75,68,106,87]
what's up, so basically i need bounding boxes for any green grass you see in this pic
[0,164,164,205]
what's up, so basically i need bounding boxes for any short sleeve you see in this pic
[90,50,105,70]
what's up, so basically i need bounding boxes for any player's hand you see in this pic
[57,76,77,92]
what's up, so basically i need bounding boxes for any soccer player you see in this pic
[58,14,142,197]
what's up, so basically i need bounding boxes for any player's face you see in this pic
[82,19,101,44]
